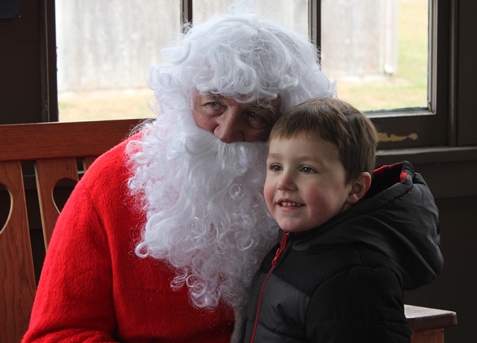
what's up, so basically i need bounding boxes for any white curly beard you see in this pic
[127,110,278,311]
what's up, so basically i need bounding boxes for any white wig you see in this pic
[150,12,335,115]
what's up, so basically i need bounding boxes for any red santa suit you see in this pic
[22,136,234,343]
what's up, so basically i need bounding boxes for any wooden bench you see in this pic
[0,120,457,343]
[0,119,139,343]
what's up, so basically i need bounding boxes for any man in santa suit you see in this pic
[22,10,335,343]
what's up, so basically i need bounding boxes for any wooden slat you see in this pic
[0,161,36,343]
[0,119,140,162]
[35,158,80,249]
[82,156,98,171]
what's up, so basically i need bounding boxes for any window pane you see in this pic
[56,0,180,122]
[192,0,308,38]
[321,0,429,112]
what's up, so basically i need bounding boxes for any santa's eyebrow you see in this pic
[251,103,274,111]
[250,102,282,117]
[202,92,223,99]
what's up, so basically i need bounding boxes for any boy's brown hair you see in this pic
[269,97,378,182]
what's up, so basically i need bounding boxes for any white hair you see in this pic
[149,12,335,116]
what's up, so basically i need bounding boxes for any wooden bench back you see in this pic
[0,119,456,343]
[0,119,139,343]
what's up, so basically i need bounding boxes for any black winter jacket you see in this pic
[243,161,443,343]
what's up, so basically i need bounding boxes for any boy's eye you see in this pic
[269,164,282,172]
[300,166,315,174]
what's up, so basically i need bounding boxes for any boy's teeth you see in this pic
[281,202,302,207]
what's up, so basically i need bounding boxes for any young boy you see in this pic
[242,98,443,342]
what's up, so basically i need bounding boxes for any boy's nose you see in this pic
[277,172,296,191]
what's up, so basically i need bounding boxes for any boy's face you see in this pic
[264,134,357,233]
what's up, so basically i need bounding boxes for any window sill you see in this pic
[377,146,477,199]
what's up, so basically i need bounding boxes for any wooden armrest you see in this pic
[405,304,458,332]
[0,119,140,161]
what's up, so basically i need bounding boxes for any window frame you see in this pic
[313,0,450,150]
[182,0,452,150]
[367,0,451,150]
[2,0,475,153]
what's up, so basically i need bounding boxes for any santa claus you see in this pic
[23,10,334,343]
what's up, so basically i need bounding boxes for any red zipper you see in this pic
[249,232,289,342]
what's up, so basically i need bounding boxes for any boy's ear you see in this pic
[347,172,372,205]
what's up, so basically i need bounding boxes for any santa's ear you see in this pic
[347,172,372,205]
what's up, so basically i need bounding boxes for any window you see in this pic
[321,0,428,113]
[55,0,179,122]
[316,0,448,149]
[55,0,450,149]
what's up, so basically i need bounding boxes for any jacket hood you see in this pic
[290,161,443,290]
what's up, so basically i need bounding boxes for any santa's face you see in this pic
[192,90,282,143]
